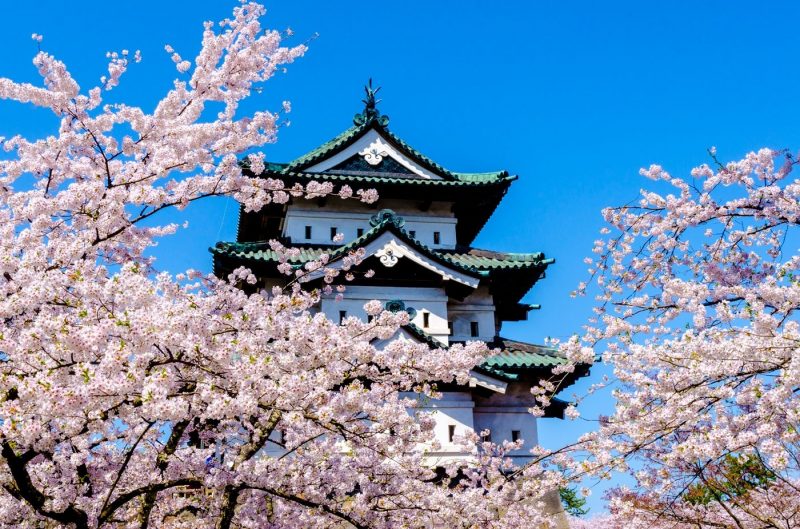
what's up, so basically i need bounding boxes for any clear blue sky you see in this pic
[2,0,799,513]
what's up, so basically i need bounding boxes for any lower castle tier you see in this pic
[211,85,589,463]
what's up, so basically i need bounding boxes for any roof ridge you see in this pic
[284,123,365,171]
[376,126,457,180]
[491,337,564,358]
[212,230,552,272]
[438,246,548,260]
[271,102,512,183]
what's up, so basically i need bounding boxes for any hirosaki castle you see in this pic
[211,84,588,464]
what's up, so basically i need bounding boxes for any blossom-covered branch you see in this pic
[559,147,800,527]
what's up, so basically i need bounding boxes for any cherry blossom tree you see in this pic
[0,3,567,528]
[561,147,800,528]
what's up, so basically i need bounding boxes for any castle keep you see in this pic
[212,84,587,463]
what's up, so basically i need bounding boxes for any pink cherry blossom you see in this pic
[553,147,800,527]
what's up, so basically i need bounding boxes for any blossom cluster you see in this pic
[553,147,800,527]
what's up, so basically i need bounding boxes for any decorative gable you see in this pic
[307,229,480,289]
[327,153,414,176]
[304,128,444,179]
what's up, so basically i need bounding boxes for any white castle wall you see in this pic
[400,388,541,465]
[401,391,476,464]
[473,383,542,461]
[448,286,497,341]
[284,199,457,249]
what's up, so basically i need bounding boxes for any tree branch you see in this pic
[1,442,89,528]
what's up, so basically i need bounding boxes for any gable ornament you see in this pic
[358,138,391,166]
[375,245,401,267]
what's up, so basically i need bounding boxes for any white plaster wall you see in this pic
[400,390,541,465]
[448,286,497,341]
[412,307,449,344]
[473,408,539,461]
[401,391,476,464]
[284,208,457,249]
[320,286,450,344]
[473,382,541,461]
[448,307,495,341]
[262,390,541,464]
[290,197,454,216]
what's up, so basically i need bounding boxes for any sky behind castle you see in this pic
[1,0,798,513]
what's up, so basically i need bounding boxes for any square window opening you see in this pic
[304,226,312,240]
[470,321,479,337]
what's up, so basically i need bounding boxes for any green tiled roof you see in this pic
[237,98,519,247]
[395,324,589,410]
[450,171,513,183]
[213,243,550,273]
[436,249,553,270]
[483,338,568,369]
[243,106,512,188]
[212,210,552,277]
[399,325,568,380]
[465,338,569,382]
[252,168,515,187]
[284,125,362,171]
[476,337,591,403]
[214,245,323,263]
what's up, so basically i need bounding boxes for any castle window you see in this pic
[448,321,453,335]
[448,424,456,443]
[470,321,479,337]
[433,231,441,244]
[511,430,521,443]
[304,226,312,240]
[330,227,338,241]
[481,431,492,443]
[339,310,347,324]
[357,228,364,237]
[422,311,430,328]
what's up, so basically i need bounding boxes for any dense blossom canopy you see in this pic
[0,3,575,528]
[562,148,800,528]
